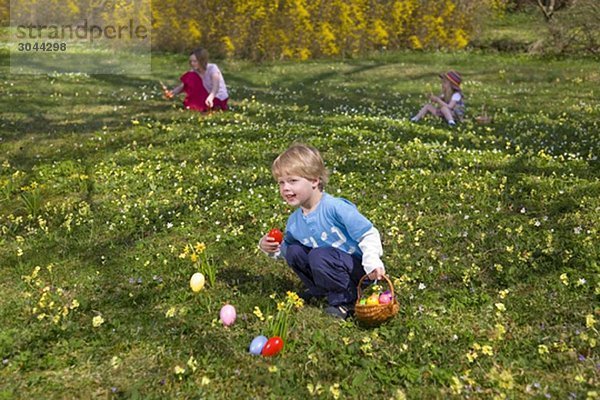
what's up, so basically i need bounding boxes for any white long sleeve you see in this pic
[358,227,385,274]
[258,239,285,260]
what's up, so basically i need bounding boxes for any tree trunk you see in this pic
[536,0,556,21]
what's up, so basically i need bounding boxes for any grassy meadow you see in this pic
[0,45,599,399]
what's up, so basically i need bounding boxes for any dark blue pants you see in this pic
[285,244,365,306]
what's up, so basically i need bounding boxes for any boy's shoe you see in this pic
[448,120,456,127]
[324,304,354,320]
[410,116,419,123]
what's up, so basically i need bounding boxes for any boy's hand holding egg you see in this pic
[260,228,283,253]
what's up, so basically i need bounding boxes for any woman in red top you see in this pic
[164,48,229,112]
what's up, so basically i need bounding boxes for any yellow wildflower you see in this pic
[253,306,265,321]
[307,383,323,396]
[194,242,206,253]
[165,307,176,318]
[450,376,463,395]
[173,365,185,375]
[187,356,198,372]
[493,323,507,341]
[277,301,286,311]
[329,383,341,400]
[466,350,478,363]
[586,314,596,328]
[92,315,105,327]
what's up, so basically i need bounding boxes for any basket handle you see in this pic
[357,274,395,300]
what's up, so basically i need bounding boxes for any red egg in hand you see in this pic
[268,228,284,244]
[261,336,284,357]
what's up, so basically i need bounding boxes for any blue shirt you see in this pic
[283,193,373,257]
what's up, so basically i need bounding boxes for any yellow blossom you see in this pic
[495,303,506,312]
[450,376,463,395]
[201,376,211,386]
[481,345,493,356]
[493,323,506,340]
[586,314,596,328]
[253,306,264,321]
[392,389,407,400]
[165,307,176,318]
[329,383,341,400]
[307,383,323,396]
[111,356,122,369]
[194,242,206,253]
[560,273,569,286]
[466,350,478,363]
[268,366,278,373]
[190,253,198,263]
[92,315,105,327]
[538,344,549,355]
[187,356,198,372]
[173,365,185,375]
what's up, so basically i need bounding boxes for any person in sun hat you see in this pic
[258,144,386,320]
[410,70,465,126]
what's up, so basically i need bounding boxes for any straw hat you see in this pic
[440,70,462,90]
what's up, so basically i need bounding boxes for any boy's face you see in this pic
[277,174,320,209]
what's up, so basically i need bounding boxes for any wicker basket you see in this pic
[354,275,399,326]
[475,115,493,125]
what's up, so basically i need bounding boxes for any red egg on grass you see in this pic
[261,336,284,357]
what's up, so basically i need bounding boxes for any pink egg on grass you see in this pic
[219,304,236,326]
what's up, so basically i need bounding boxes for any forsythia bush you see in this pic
[151,0,503,59]
[2,0,506,60]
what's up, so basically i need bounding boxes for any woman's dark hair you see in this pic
[190,47,209,70]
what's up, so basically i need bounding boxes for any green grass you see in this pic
[472,6,549,52]
[0,48,599,399]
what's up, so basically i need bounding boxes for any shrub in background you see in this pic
[0,0,505,60]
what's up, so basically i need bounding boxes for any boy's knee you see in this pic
[285,244,307,263]
[308,247,342,268]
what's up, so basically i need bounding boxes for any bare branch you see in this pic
[536,0,556,21]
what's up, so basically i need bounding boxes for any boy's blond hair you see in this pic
[272,144,329,191]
